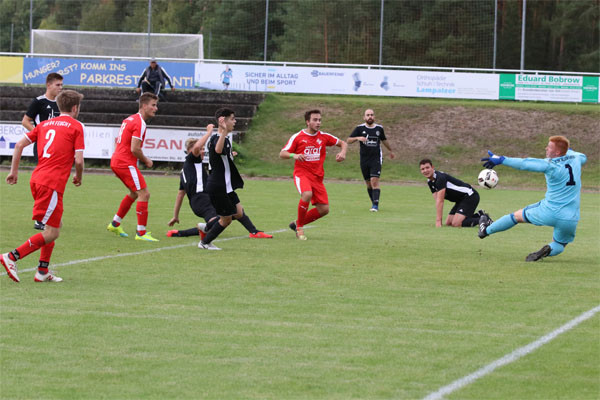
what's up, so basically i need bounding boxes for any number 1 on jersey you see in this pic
[42,129,56,158]
[565,164,576,186]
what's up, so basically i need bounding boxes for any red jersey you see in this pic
[282,129,339,179]
[111,113,146,168]
[26,114,85,194]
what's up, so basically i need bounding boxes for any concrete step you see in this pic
[1,98,258,118]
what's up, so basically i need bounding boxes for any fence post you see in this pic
[379,0,384,66]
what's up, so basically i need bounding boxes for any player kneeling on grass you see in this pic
[1,90,85,283]
[166,126,272,240]
[478,136,587,262]
[419,159,489,228]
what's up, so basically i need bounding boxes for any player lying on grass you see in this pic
[478,135,586,262]
[166,126,271,240]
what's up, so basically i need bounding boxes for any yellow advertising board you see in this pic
[0,56,24,83]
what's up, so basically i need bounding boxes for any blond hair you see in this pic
[185,138,199,153]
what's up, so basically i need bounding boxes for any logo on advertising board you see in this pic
[499,74,516,100]
[311,70,344,78]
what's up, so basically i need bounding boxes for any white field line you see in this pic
[423,304,600,400]
[0,227,299,276]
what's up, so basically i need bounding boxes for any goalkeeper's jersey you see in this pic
[503,149,587,221]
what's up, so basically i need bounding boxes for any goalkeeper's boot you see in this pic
[34,271,63,282]
[107,223,129,238]
[289,221,297,232]
[525,245,551,262]
[1,253,19,283]
[34,220,45,230]
[478,214,492,239]
[135,232,159,242]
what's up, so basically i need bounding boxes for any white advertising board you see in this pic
[0,123,208,162]
[195,63,499,100]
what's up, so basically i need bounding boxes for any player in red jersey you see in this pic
[106,92,159,242]
[280,109,347,240]
[1,90,85,283]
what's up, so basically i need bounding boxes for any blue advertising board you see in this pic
[23,58,194,88]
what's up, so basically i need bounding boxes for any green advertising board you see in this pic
[500,74,598,103]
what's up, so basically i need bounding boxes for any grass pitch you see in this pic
[1,172,598,399]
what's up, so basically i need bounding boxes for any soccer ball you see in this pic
[478,169,499,189]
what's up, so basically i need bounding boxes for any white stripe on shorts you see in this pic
[41,190,58,224]
[294,175,302,194]
[128,165,142,191]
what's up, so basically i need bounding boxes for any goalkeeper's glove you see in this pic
[481,150,505,169]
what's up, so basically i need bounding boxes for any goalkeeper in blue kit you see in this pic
[478,135,587,262]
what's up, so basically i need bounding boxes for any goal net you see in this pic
[31,30,203,60]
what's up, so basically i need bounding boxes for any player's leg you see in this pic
[108,166,144,237]
[479,206,527,239]
[455,192,480,227]
[35,224,63,282]
[369,161,382,211]
[233,203,272,238]
[200,192,235,249]
[526,219,576,262]
[293,175,313,230]
[446,203,458,226]
[134,186,157,241]
[361,162,373,204]
[300,179,329,236]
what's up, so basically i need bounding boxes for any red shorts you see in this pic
[111,165,147,192]
[30,182,63,228]
[293,174,328,205]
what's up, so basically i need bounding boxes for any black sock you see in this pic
[235,212,257,234]
[10,250,20,261]
[203,221,226,244]
[462,216,480,227]
[372,189,380,206]
[205,218,219,233]
[178,228,200,237]
[367,188,373,201]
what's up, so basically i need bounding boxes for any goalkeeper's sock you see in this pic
[487,213,518,235]
[549,241,565,257]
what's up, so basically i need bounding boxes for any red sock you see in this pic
[39,241,55,263]
[114,195,136,226]
[302,208,323,226]
[297,200,309,228]
[136,201,148,236]
[15,233,46,260]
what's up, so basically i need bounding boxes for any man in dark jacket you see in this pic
[135,58,174,101]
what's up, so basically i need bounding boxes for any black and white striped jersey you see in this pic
[427,170,475,203]
[205,133,243,194]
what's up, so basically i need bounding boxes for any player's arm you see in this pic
[214,132,228,154]
[168,190,186,226]
[567,149,587,165]
[382,140,395,159]
[347,127,366,144]
[21,114,35,132]
[335,139,347,162]
[131,137,152,168]
[6,136,32,185]
[72,151,84,186]
[434,189,445,228]
[280,149,305,161]
[482,150,548,173]
[192,124,214,157]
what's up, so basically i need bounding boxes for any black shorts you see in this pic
[189,193,218,221]
[209,191,240,217]
[449,190,480,216]
[360,159,382,180]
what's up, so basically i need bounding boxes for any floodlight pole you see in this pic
[493,0,497,69]
[378,0,384,66]
[29,0,33,53]
[147,0,152,58]
[264,0,269,62]
[520,0,526,72]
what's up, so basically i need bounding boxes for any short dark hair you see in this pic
[46,72,63,84]
[304,109,321,122]
[419,158,433,166]
[139,92,158,106]
[215,107,235,121]
[56,90,83,113]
